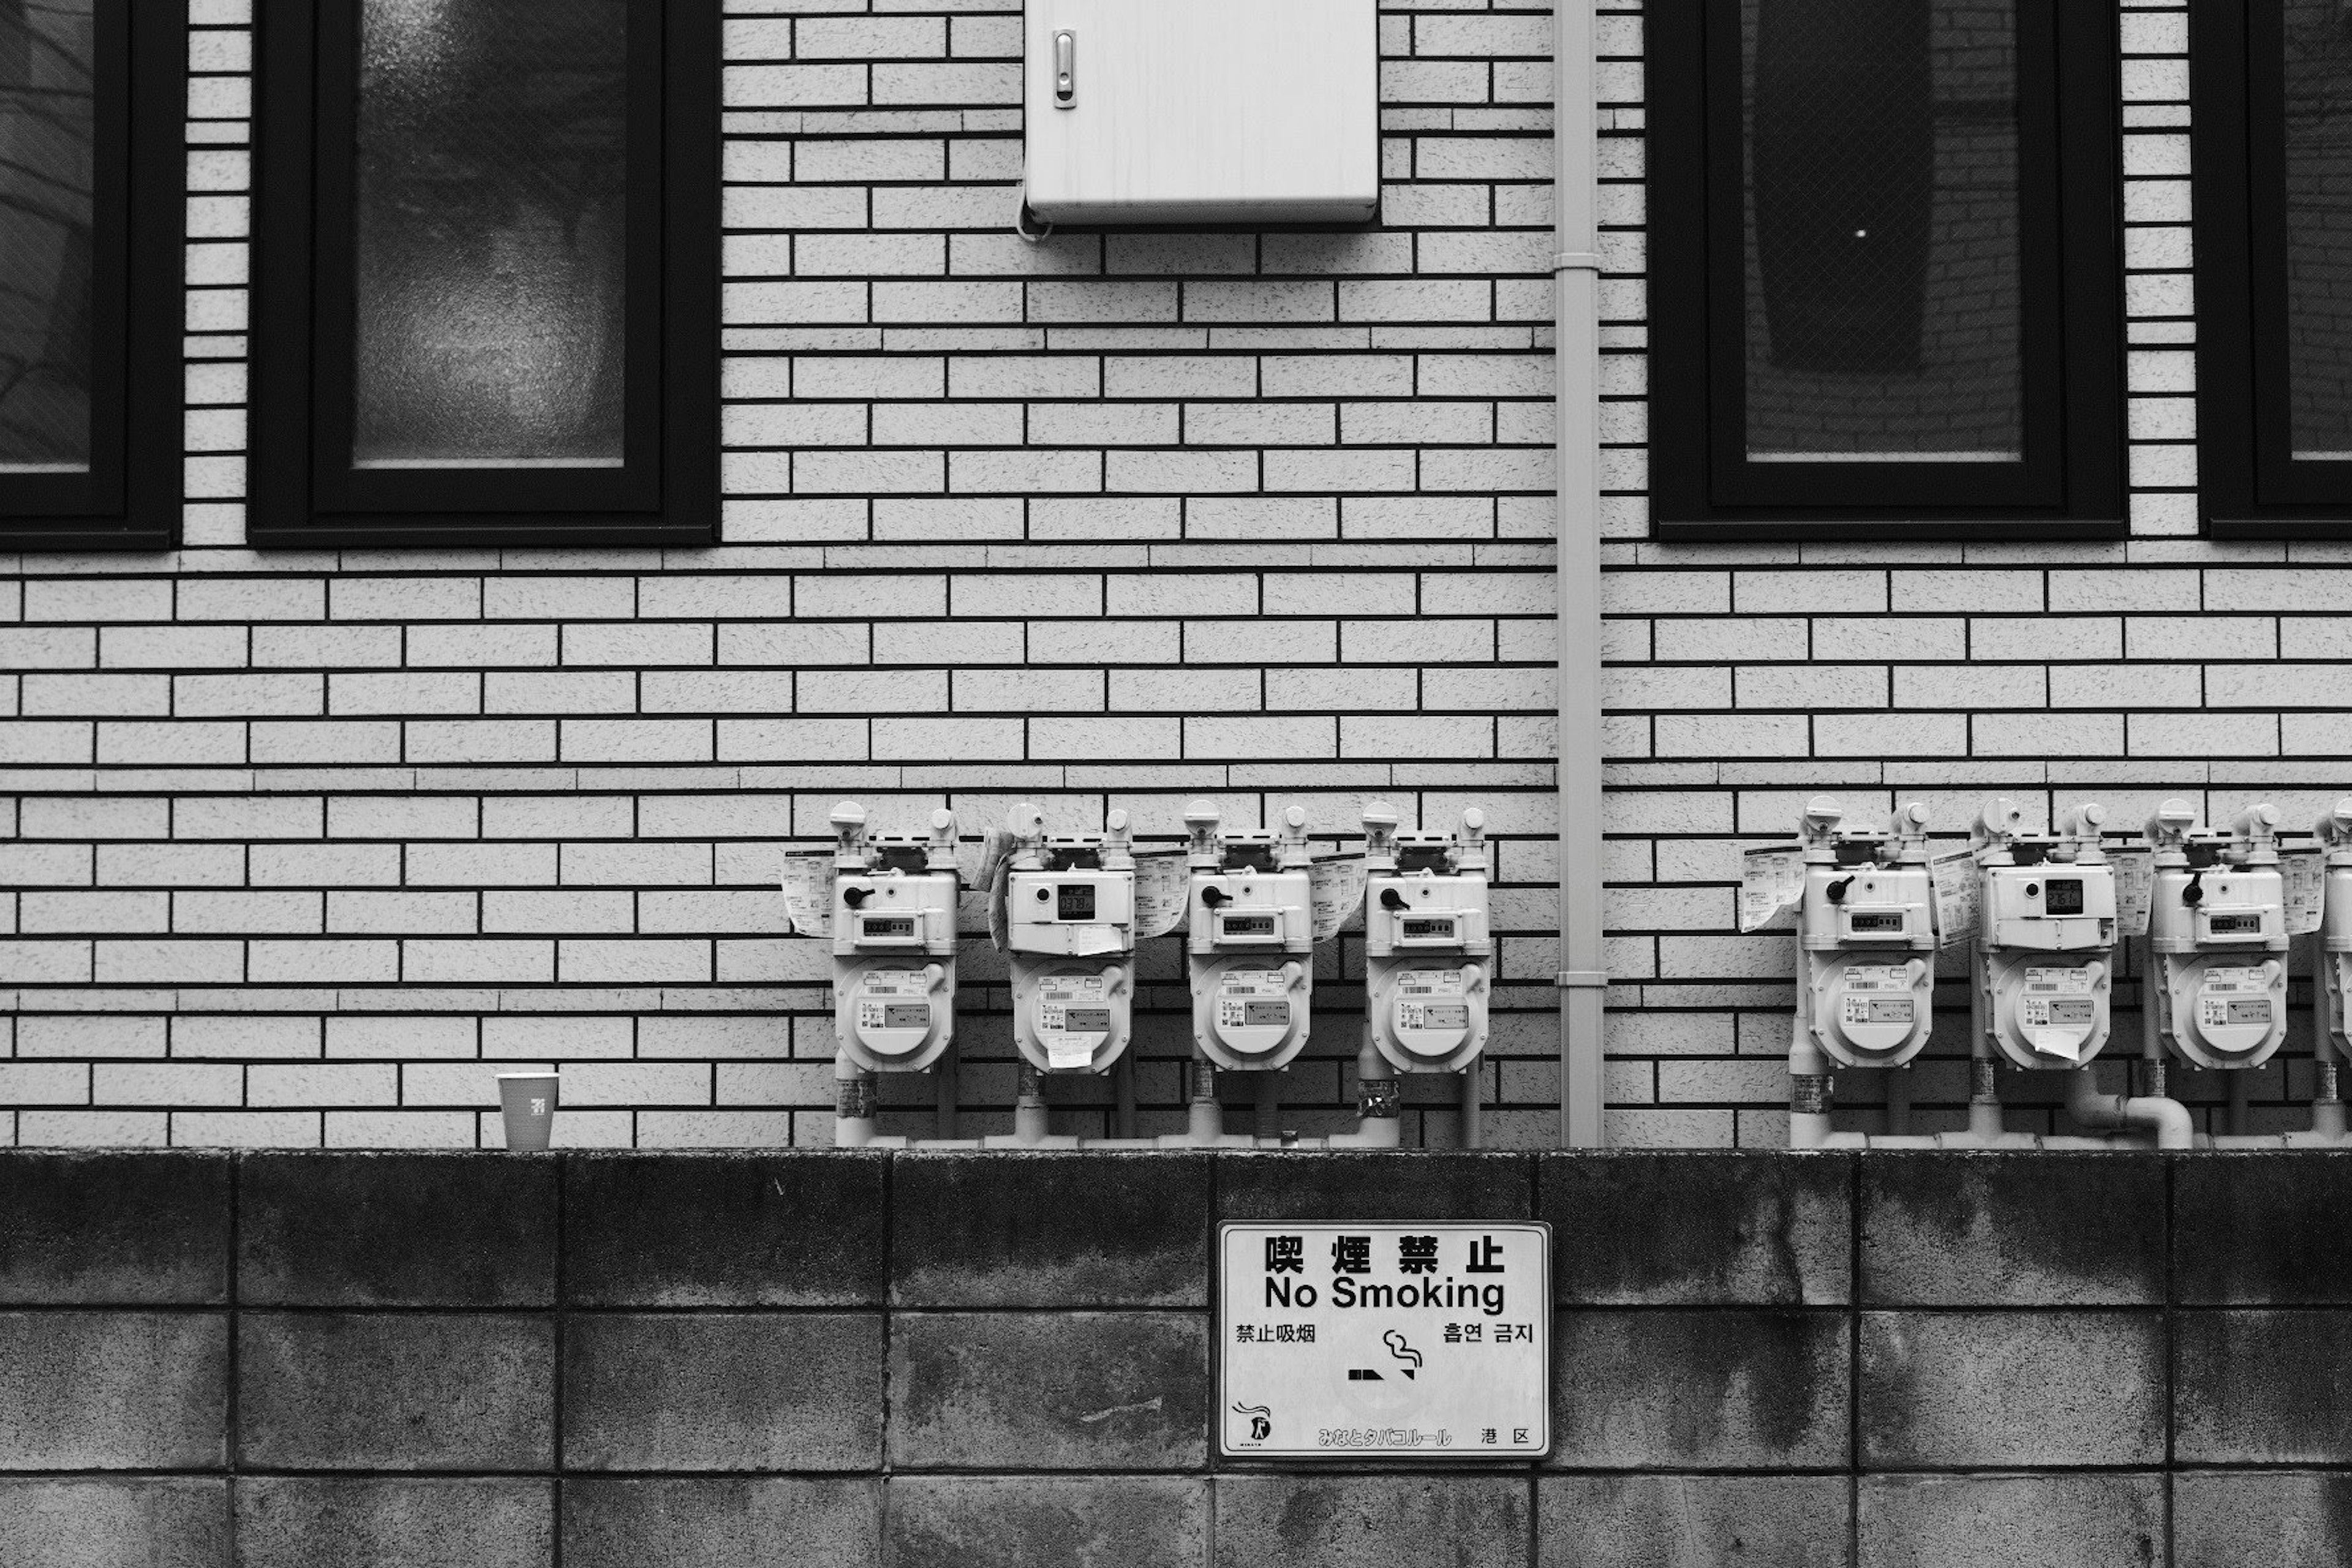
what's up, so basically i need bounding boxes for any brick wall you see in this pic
[5,1148,2351,1567]
[2,0,2346,1150]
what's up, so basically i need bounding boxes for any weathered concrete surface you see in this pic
[564,1479,880,1568]
[1860,1310,2165,1467]
[564,1313,882,1471]
[235,1478,551,1568]
[237,1313,552,1471]
[888,1312,1208,1471]
[2173,1471,2352,1567]
[1213,1476,1531,1568]
[892,1152,1209,1308]
[0,1479,227,1568]
[2174,1310,2352,1464]
[884,1476,1205,1568]
[1856,1474,2163,1568]
[239,1152,556,1308]
[1544,1151,1851,1306]
[1218,1151,1531,1224]
[0,1153,229,1305]
[2174,1155,2352,1304]
[565,1153,888,1307]
[1548,1309,1850,1469]
[1860,1152,2165,1306]
[1537,1476,1849,1568]
[0,1312,227,1469]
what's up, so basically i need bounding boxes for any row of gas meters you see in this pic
[1743,796,2352,1074]
[780,801,1494,1078]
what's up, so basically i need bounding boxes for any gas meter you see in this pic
[997,803,1137,1076]
[1797,797,1937,1069]
[2144,800,2288,1070]
[830,802,960,1074]
[1361,802,1492,1074]
[1973,799,2119,1069]
[1185,801,1315,1071]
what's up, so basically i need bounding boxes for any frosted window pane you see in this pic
[2284,4,2352,460]
[0,0,96,473]
[1741,0,2024,463]
[353,0,628,469]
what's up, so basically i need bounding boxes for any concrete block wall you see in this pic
[3,0,2348,1149]
[6,1148,2352,1567]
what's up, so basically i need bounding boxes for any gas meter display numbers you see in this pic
[862,917,916,938]
[1401,918,1455,939]
[2043,878,2084,915]
[1219,1223,1550,1460]
[1055,884,1096,921]
[1223,915,1276,937]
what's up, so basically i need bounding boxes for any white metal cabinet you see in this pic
[1023,0,1379,225]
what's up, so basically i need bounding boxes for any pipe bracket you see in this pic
[1555,970,1610,988]
[1551,251,1602,273]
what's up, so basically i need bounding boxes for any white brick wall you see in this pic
[0,0,2337,1150]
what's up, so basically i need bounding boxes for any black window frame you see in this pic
[2193,0,2352,537]
[1647,0,2125,541]
[251,0,717,549]
[0,0,185,552]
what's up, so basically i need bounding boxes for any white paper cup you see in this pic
[496,1072,560,1152]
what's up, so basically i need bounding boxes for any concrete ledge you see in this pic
[0,1153,230,1305]
[1860,1152,2164,1306]
[1217,1151,1532,1224]
[891,1152,1210,1308]
[1542,1150,1850,1306]
[564,1153,888,1308]
[239,1153,557,1308]
[2174,1154,2352,1305]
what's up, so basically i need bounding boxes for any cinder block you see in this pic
[1855,1474,2161,1568]
[1536,1476,1845,1568]
[1859,1310,2163,1467]
[1861,1153,2163,1306]
[891,1153,1207,1308]
[1542,1152,1849,1306]
[564,1479,879,1568]
[1218,1152,1530,1224]
[0,1152,229,1303]
[886,1313,1207,1471]
[2174,1153,2352,1304]
[238,1313,553,1471]
[2173,1471,2352,1567]
[0,1479,227,1568]
[888,1477,1202,1568]
[564,1314,881,1472]
[235,1479,550,1568]
[1548,1310,1849,1469]
[564,1153,886,1306]
[0,1311,227,1469]
[238,1153,556,1307]
[1214,1477,1528,1568]
[2176,1310,2352,1463]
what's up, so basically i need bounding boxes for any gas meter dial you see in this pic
[1362,802,1493,1073]
[998,804,1139,1074]
[1974,799,2120,1069]
[2144,801,2290,1071]
[1797,799,1937,1069]
[829,803,962,1074]
[1186,801,1315,1071]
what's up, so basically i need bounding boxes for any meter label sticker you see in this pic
[858,970,923,997]
[2201,967,2265,994]
[1843,996,1914,1025]
[2023,967,2095,994]
[1041,975,1107,1006]
[1739,846,1803,933]
[1928,849,1978,949]
[1133,849,1191,939]
[780,851,835,940]
[2022,997,2096,1028]
[2110,849,2154,937]
[1223,999,1292,1028]
[1219,1223,1550,1460]
[1044,1033,1099,1069]
[2284,847,2326,937]
[1218,970,1291,1031]
[1310,854,1368,943]
[1400,971,1466,998]
[1841,965,1907,992]
[1221,970,1286,997]
[1400,1001,1471,1031]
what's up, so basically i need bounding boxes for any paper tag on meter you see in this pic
[2108,849,2154,937]
[1310,854,1367,941]
[1738,846,1802,933]
[1133,848,1191,938]
[780,851,835,939]
[2283,847,2326,937]
[1928,849,1979,949]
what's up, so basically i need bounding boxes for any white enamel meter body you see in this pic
[1001,804,1138,1076]
[830,802,960,1074]
[1798,797,1937,1069]
[2145,801,2290,1071]
[1361,802,1493,1074]
[1973,799,2119,1070]
[1185,801,1315,1071]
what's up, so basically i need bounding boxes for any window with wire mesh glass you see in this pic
[0,0,183,550]
[1647,0,2122,538]
[2195,0,2352,535]
[249,0,716,548]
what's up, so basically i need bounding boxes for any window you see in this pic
[252,0,715,547]
[2195,1,2352,535]
[0,1,183,550]
[1648,0,2123,538]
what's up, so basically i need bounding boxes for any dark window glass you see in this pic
[1743,0,2023,464]
[2283,2,2352,461]
[352,0,628,469]
[0,0,96,473]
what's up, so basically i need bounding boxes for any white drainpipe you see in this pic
[1554,0,1608,1145]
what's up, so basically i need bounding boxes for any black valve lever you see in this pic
[1825,876,1853,905]
[1380,888,1410,911]
[1200,887,1229,910]
[2182,870,2204,907]
[843,886,871,908]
